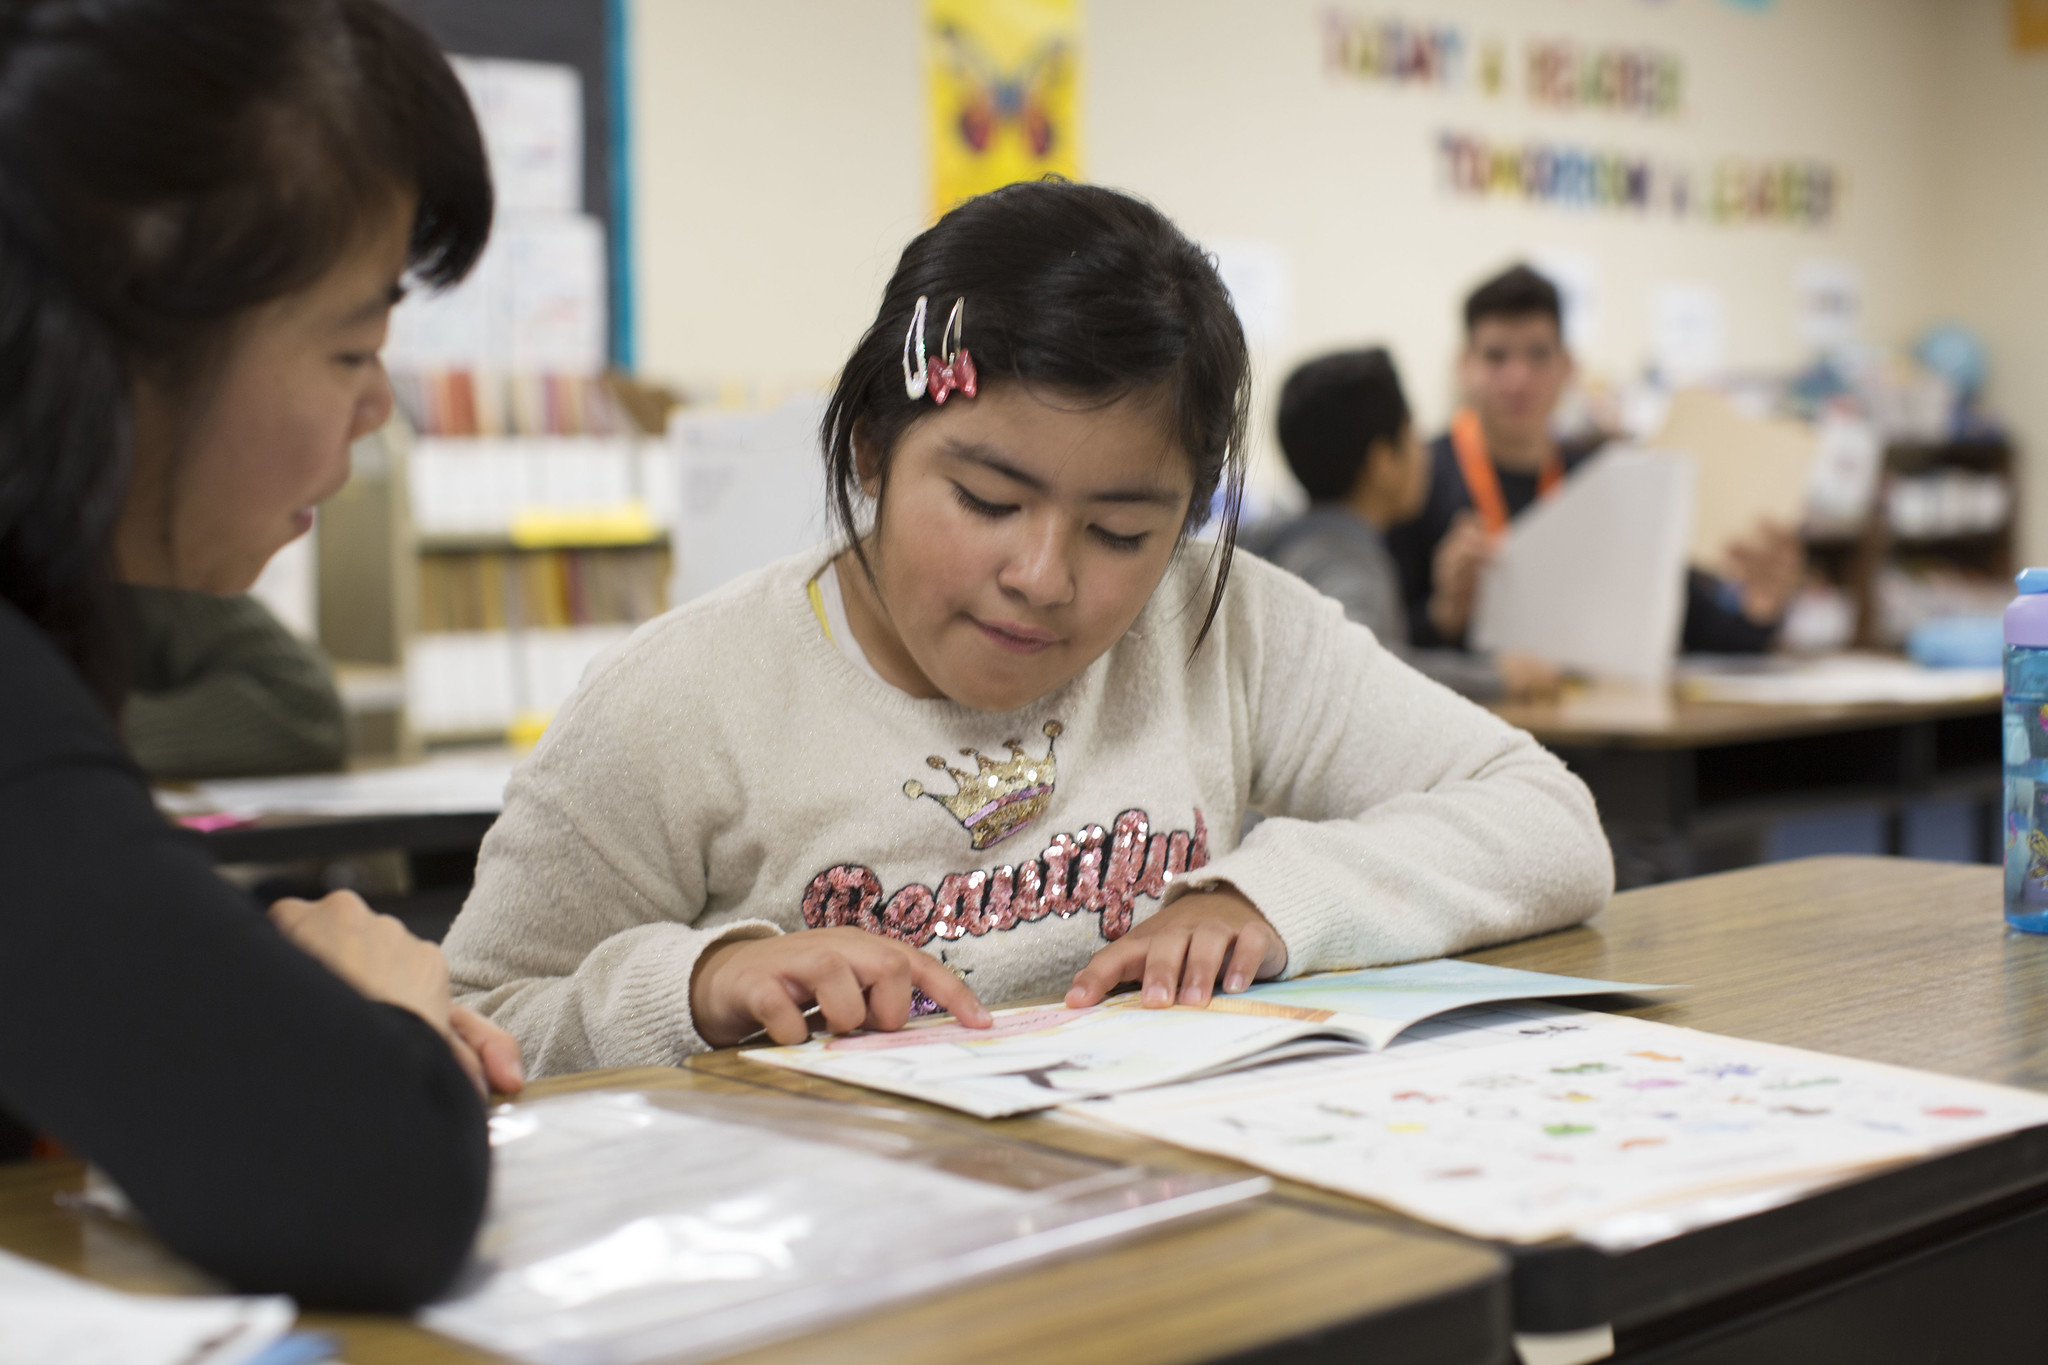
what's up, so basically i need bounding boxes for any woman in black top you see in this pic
[0,0,523,1309]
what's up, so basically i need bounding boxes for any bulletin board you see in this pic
[387,0,632,366]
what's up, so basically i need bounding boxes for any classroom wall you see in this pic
[626,0,1987,508]
[1926,0,2048,562]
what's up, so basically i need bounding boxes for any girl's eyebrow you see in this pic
[338,280,407,327]
[944,441,1185,508]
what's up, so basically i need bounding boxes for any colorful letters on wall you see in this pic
[1325,8,1840,229]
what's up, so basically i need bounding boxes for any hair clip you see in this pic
[902,295,979,405]
[902,295,931,400]
[929,297,977,404]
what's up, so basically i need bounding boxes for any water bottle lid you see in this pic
[2019,569,2048,595]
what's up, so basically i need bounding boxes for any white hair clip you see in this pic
[902,295,931,400]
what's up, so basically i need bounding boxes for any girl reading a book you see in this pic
[445,182,1614,1074]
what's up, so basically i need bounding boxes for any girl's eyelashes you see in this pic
[1090,526,1149,553]
[335,351,377,369]
[952,484,1016,519]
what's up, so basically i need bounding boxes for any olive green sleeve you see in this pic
[121,589,347,780]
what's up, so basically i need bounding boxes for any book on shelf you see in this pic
[405,626,636,737]
[416,547,669,633]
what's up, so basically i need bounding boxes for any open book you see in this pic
[744,960,1672,1118]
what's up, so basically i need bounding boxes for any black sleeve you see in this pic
[1680,568,1779,655]
[0,605,489,1310]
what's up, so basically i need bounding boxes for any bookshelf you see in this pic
[318,370,678,755]
[1804,437,2017,649]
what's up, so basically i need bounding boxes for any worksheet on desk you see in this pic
[1077,1012,2048,1245]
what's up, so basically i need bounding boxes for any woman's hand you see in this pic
[690,929,994,1048]
[1065,887,1287,1010]
[268,891,525,1097]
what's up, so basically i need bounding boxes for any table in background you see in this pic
[0,1079,1510,1365]
[1491,685,2001,886]
[170,750,516,939]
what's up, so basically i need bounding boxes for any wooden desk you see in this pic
[1491,685,2001,886]
[0,1071,1508,1365]
[702,857,2048,1363]
[8,857,2041,1363]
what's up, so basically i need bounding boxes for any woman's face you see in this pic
[843,383,1196,712]
[117,203,410,594]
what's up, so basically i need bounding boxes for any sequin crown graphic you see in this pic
[903,720,1062,851]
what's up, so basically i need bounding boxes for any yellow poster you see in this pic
[2015,0,2048,51]
[926,0,1083,217]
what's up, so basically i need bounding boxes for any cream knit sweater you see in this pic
[445,547,1614,1076]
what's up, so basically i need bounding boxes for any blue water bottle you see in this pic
[2003,569,2048,931]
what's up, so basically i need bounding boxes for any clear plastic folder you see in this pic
[422,1089,1267,1365]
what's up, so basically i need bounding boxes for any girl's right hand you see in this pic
[691,929,993,1047]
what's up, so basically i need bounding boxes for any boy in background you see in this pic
[1387,264,1802,657]
[1246,348,1561,701]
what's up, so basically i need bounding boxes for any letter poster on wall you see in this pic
[925,0,1083,217]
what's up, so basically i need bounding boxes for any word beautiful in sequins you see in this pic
[802,809,1211,946]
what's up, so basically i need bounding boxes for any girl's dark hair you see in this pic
[1275,348,1412,504]
[0,0,491,711]
[821,180,1251,650]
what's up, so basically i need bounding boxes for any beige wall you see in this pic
[1928,0,2048,561]
[627,0,2038,520]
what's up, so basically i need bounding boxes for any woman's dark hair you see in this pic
[1463,263,1563,337]
[0,0,491,710]
[1275,348,1411,504]
[821,180,1251,650]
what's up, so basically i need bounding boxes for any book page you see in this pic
[1082,1013,2048,1244]
[745,962,1672,1118]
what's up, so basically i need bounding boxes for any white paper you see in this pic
[670,397,832,603]
[1676,654,2002,706]
[500,216,608,373]
[1530,249,1602,353]
[0,1246,293,1365]
[386,214,608,375]
[1206,240,1293,349]
[1796,258,1862,354]
[1648,282,1726,386]
[1471,448,1694,685]
[1084,1013,2048,1244]
[160,747,519,818]
[452,56,583,216]
[747,962,1671,1119]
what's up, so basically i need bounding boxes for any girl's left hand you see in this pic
[1065,887,1286,1010]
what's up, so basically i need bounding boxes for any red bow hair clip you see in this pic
[902,295,978,404]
